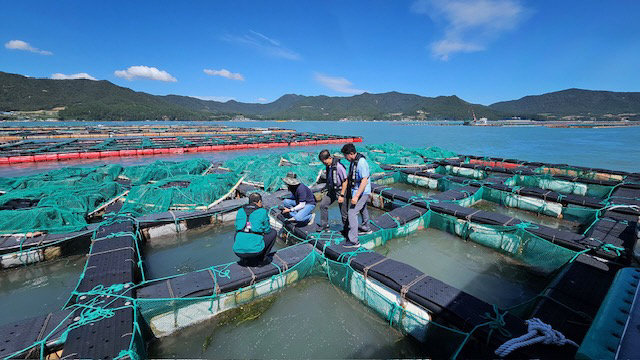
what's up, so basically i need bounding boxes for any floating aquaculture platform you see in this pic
[0,124,295,141]
[0,143,638,359]
[0,131,361,164]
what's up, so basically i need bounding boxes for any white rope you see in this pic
[605,204,639,212]
[494,318,579,357]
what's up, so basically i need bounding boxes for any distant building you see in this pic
[232,115,248,121]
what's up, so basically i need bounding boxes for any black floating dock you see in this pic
[61,217,143,359]
[0,310,75,359]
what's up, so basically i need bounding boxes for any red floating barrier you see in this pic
[9,155,35,163]
[0,157,9,165]
[185,147,199,153]
[211,145,224,151]
[33,154,49,162]
[80,152,101,159]
[153,148,170,154]
[119,150,137,157]
[196,146,213,152]
[469,159,520,169]
[143,149,154,155]
[45,154,59,162]
[100,151,120,158]
[169,148,184,154]
[59,152,80,160]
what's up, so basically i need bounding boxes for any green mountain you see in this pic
[489,88,640,116]
[164,91,503,120]
[0,72,217,120]
[0,71,501,120]
[5,71,637,121]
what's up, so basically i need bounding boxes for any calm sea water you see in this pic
[0,121,636,357]
[0,121,637,177]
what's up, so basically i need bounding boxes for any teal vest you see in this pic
[233,205,270,254]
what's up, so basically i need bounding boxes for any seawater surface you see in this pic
[148,277,423,359]
[1,121,637,177]
[0,122,637,358]
[0,255,85,326]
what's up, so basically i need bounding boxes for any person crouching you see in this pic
[233,193,277,266]
[281,172,316,225]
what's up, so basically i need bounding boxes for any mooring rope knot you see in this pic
[494,318,578,357]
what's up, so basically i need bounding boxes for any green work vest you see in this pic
[233,205,271,254]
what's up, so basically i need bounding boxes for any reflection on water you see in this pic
[377,228,548,309]
[143,224,286,279]
[0,255,85,325]
[386,182,440,198]
[471,199,581,232]
[148,277,424,359]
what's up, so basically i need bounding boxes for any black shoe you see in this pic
[316,224,330,232]
[343,243,361,249]
[358,229,373,235]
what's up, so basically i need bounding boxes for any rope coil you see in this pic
[494,318,578,357]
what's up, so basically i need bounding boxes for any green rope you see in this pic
[451,305,511,360]
[336,246,372,265]
[569,248,591,263]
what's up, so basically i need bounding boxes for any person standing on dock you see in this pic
[341,143,372,247]
[281,172,317,224]
[233,193,277,266]
[316,149,348,231]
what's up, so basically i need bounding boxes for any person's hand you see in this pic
[282,208,290,213]
[351,196,358,205]
[337,195,344,204]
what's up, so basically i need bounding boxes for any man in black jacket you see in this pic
[316,149,348,231]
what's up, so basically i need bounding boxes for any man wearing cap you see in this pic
[233,193,277,266]
[281,172,316,224]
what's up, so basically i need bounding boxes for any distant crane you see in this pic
[464,108,477,126]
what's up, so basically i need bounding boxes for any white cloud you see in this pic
[222,30,301,61]
[431,40,484,59]
[257,98,268,102]
[204,68,245,81]
[314,73,366,95]
[51,72,97,80]
[192,95,235,102]
[5,40,52,55]
[114,65,177,82]
[411,0,528,60]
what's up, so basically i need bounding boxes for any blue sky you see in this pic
[2,0,639,105]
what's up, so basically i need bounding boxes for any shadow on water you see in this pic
[148,276,427,359]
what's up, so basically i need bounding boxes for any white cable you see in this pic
[605,204,639,212]
[495,318,579,357]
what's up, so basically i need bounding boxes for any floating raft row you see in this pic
[0,124,295,141]
[0,132,362,164]
[0,150,638,359]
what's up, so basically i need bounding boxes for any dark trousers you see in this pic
[317,191,347,228]
[236,229,277,266]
